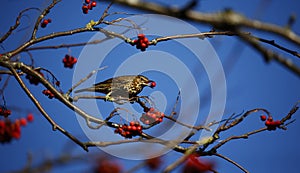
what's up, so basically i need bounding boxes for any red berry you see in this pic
[267,116,273,122]
[72,57,77,63]
[40,19,50,28]
[91,1,97,7]
[11,132,21,139]
[27,114,34,122]
[127,125,132,131]
[150,81,156,88]
[272,120,281,126]
[88,4,93,10]
[149,107,155,112]
[141,43,148,48]
[114,129,119,134]
[4,110,11,117]
[130,121,135,126]
[11,123,22,139]
[143,37,149,43]
[55,81,60,87]
[15,119,20,126]
[146,157,162,170]
[158,118,163,123]
[20,118,27,126]
[43,20,49,25]
[121,131,126,137]
[63,55,77,68]
[138,34,145,39]
[0,120,5,129]
[131,126,137,131]
[82,5,88,10]
[260,115,267,121]
[82,5,89,14]
[85,0,90,3]
[47,19,52,23]
[151,113,157,119]
[136,126,142,131]
[265,120,272,126]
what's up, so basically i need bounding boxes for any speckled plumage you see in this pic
[75,75,155,99]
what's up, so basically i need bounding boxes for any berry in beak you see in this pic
[149,81,156,88]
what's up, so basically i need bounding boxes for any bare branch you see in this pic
[238,33,300,77]
[4,62,88,151]
[255,36,300,58]
[24,38,112,51]
[106,0,300,46]
[211,127,267,151]
[213,153,249,173]
[0,8,40,44]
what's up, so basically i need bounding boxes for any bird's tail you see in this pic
[74,87,96,93]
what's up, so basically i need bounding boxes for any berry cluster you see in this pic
[62,54,77,68]
[26,69,44,85]
[132,34,150,51]
[42,89,55,99]
[40,19,52,28]
[82,0,97,14]
[0,107,11,117]
[140,107,164,125]
[0,114,34,143]
[260,115,281,131]
[114,121,142,138]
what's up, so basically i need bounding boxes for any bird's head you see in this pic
[138,75,156,88]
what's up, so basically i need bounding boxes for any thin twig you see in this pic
[66,66,107,96]
[0,8,40,43]
[211,127,267,151]
[238,33,300,77]
[24,38,111,51]
[255,36,300,58]
[213,153,249,173]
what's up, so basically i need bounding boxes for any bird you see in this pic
[74,75,156,102]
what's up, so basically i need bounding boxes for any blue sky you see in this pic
[0,0,299,173]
